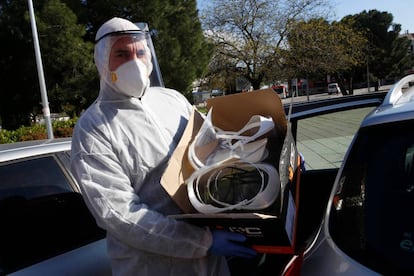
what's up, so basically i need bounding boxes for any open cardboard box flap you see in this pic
[206,88,287,133]
[161,88,287,213]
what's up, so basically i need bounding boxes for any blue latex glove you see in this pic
[299,152,306,172]
[209,229,257,258]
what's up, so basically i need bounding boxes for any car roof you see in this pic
[0,138,72,162]
[361,75,414,128]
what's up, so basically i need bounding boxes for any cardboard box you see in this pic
[161,88,300,254]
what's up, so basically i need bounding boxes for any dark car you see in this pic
[292,74,414,275]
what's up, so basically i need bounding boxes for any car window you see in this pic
[0,155,105,273]
[0,156,73,200]
[329,119,414,275]
[296,107,375,170]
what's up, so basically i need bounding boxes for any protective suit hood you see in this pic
[94,17,153,99]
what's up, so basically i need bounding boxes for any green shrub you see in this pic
[0,129,17,144]
[0,117,78,144]
[52,118,78,138]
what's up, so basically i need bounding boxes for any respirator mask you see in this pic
[110,57,149,98]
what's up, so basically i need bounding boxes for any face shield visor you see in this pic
[95,28,153,98]
[187,161,280,214]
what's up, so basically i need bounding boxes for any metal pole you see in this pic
[295,78,298,97]
[27,0,54,139]
[367,57,370,93]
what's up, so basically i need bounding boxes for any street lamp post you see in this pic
[27,0,54,139]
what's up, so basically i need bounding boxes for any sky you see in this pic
[197,0,414,33]
[334,0,413,33]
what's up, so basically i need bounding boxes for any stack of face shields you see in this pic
[188,109,273,168]
[186,108,281,214]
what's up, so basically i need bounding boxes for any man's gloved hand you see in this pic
[209,229,257,258]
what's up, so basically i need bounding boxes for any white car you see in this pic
[0,138,112,275]
[290,74,414,275]
[328,83,341,95]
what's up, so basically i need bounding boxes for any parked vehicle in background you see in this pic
[272,84,289,98]
[0,138,111,275]
[211,89,224,97]
[328,83,341,95]
[292,74,414,275]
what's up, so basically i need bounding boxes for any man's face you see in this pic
[108,36,149,72]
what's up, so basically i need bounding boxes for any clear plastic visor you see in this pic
[107,33,151,72]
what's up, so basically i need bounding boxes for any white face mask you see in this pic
[111,59,149,98]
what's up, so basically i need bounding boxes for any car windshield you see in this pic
[329,119,414,275]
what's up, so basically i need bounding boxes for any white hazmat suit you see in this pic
[70,17,230,275]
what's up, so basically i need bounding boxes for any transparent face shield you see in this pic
[187,161,280,214]
[107,32,152,73]
[134,23,164,87]
[95,30,153,97]
[94,18,165,88]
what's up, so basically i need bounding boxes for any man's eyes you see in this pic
[136,49,146,57]
[115,49,146,58]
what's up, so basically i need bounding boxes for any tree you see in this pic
[36,0,97,117]
[388,34,414,78]
[344,10,414,87]
[0,0,212,130]
[154,0,213,97]
[285,18,366,94]
[64,0,213,98]
[0,0,37,129]
[0,0,95,130]
[201,0,332,91]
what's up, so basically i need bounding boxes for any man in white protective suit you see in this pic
[70,17,257,276]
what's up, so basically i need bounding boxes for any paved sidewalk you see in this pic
[281,86,392,170]
[295,107,375,170]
